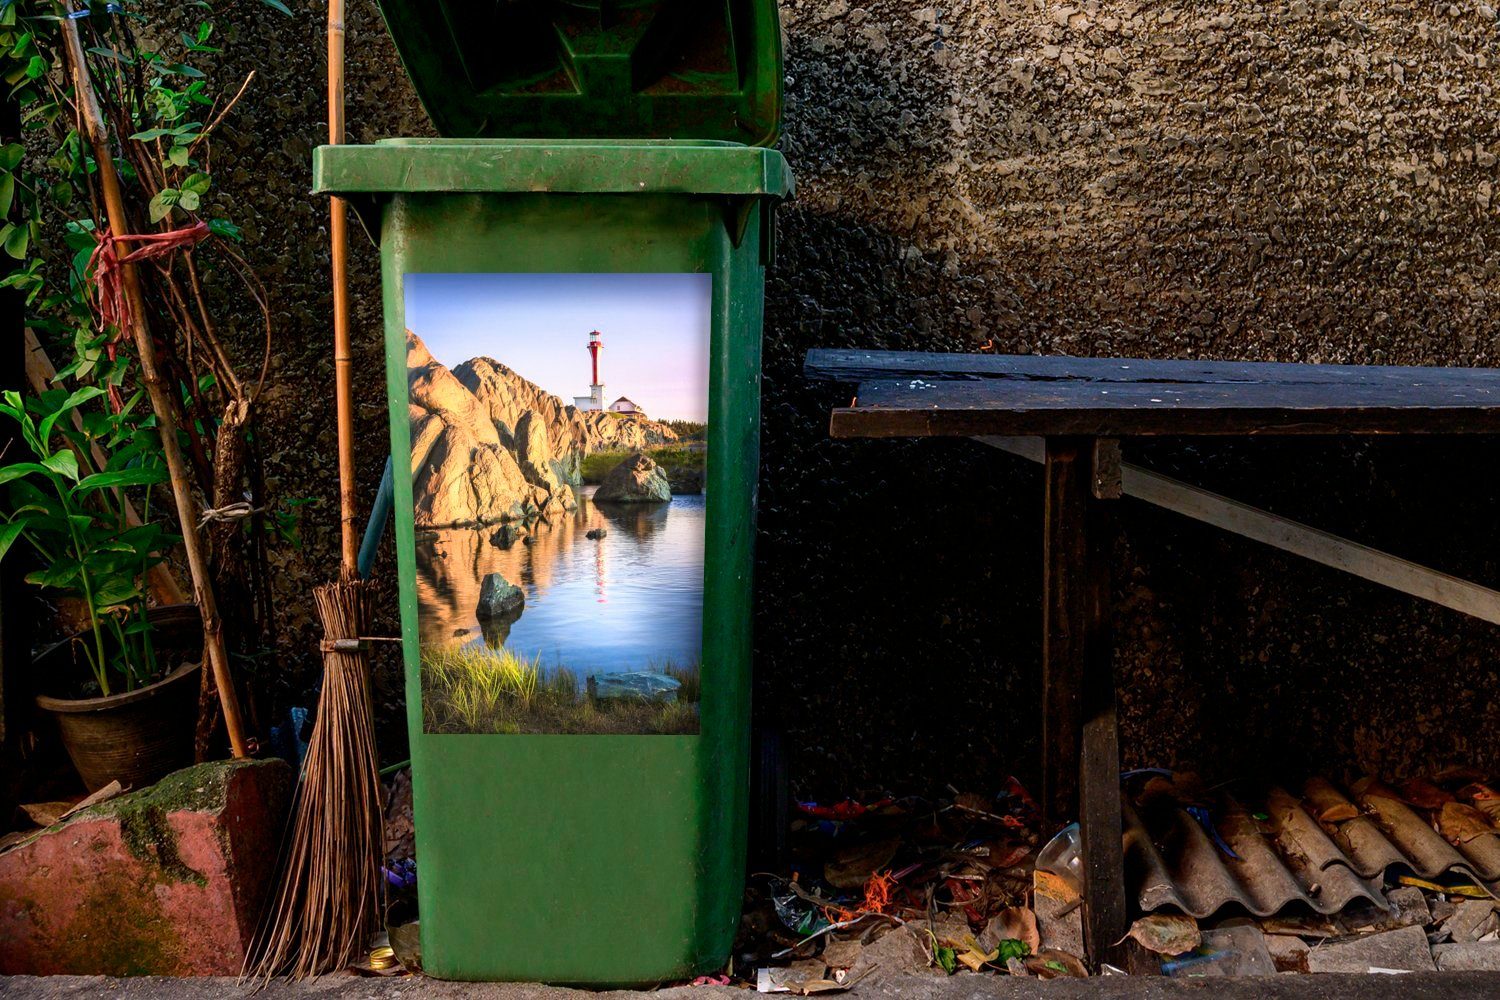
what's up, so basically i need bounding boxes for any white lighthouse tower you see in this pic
[573,330,605,411]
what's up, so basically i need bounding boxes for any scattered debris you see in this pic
[1305,924,1438,974]
[1124,913,1200,956]
[1163,924,1274,978]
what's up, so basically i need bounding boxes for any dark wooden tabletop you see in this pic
[805,349,1500,437]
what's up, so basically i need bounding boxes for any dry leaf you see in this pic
[1025,949,1088,978]
[992,906,1040,955]
[19,802,70,828]
[1124,913,1201,956]
[1304,778,1359,823]
[1438,801,1496,845]
[59,780,125,821]
[1352,776,1402,802]
[1458,783,1500,822]
[1400,778,1453,811]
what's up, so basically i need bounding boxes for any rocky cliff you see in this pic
[407,331,678,527]
[454,355,679,463]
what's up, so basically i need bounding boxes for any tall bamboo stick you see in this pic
[61,8,248,758]
[328,0,358,575]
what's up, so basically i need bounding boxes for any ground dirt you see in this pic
[5,973,1500,999]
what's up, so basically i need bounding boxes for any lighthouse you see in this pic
[572,330,606,411]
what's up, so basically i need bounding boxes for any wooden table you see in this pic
[805,348,1500,967]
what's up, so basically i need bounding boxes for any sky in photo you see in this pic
[406,273,711,423]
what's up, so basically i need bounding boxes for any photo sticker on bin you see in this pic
[406,273,709,735]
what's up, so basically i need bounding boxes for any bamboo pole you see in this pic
[61,9,248,758]
[328,0,358,575]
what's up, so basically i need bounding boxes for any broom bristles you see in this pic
[244,579,383,981]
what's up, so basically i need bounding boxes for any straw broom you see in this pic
[243,0,383,978]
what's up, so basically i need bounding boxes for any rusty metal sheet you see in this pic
[1120,778,1500,921]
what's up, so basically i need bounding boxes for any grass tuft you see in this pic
[422,643,700,735]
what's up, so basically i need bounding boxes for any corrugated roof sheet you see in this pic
[1120,778,1500,921]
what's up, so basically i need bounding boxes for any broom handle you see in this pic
[61,9,249,759]
[329,0,358,577]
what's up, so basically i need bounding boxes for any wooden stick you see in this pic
[61,9,248,758]
[978,435,1500,626]
[24,329,188,607]
[328,0,358,576]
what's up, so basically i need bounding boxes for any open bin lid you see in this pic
[373,0,785,146]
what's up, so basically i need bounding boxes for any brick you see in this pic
[0,759,291,975]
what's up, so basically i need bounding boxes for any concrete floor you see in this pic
[3,974,1500,999]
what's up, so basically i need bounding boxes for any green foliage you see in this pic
[580,445,706,486]
[0,386,176,695]
[663,419,706,440]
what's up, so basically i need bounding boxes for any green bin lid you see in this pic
[373,0,784,146]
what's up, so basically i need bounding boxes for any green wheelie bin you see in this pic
[312,0,792,985]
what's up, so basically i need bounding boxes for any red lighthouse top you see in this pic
[587,330,602,385]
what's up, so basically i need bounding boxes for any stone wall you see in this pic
[184,1,1500,792]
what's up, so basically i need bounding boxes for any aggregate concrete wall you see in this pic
[181,1,1500,793]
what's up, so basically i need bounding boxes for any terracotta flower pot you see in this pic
[33,604,203,792]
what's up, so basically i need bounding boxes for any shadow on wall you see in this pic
[754,1,1500,798]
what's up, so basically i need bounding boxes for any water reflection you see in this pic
[415,488,704,675]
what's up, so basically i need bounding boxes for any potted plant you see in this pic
[0,385,199,791]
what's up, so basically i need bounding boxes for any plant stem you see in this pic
[61,7,247,756]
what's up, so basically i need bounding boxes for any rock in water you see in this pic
[477,572,525,618]
[488,523,526,549]
[585,527,607,539]
[587,671,681,704]
[593,452,672,503]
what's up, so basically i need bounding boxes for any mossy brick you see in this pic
[0,758,292,976]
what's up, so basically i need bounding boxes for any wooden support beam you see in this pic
[1042,438,1086,831]
[1079,495,1126,967]
[978,436,1500,627]
[1041,437,1127,969]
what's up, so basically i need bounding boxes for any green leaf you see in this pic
[207,218,241,241]
[2,221,27,258]
[259,0,294,15]
[26,558,82,590]
[180,171,211,195]
[178,189,200,212]
[91,578,143,608]
[167,144,190,168]
[76,467,168,492]
[148,188,178,222]
[38,385,106,445]
[0,142,22,170]
[42,450,80,482]
[24,55,46,80]
[0,519,28,562]
[935,946,956,975]
[996,939,1030,962]
[0,462,54,486]
[0,171,12,218]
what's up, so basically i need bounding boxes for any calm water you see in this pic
[414,489,704,675]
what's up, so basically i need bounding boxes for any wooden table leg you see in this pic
[1042,438,1086,830]
[1043,436,1127,969]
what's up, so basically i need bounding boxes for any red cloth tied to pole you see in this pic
[85,220,211,410]
[87,220,211,342]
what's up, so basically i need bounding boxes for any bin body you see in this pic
[316,139,788,983]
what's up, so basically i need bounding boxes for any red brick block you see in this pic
[0,758,292,975]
